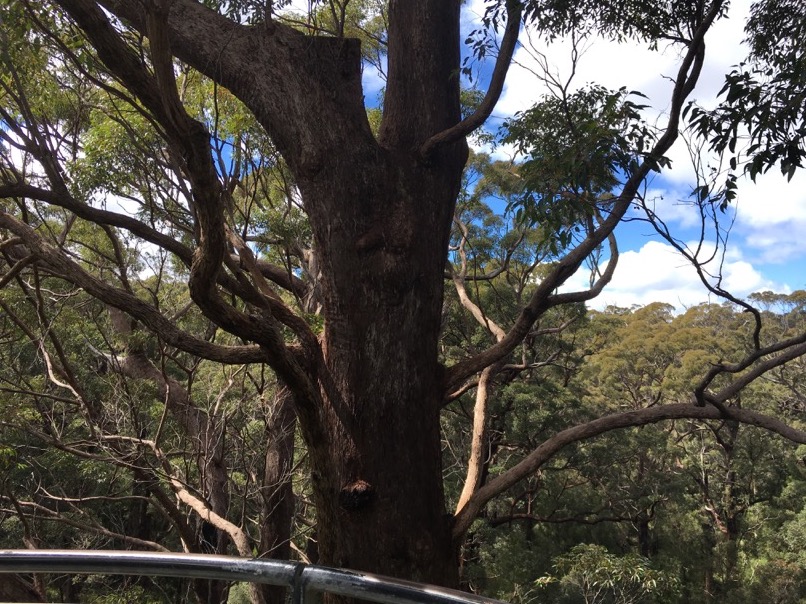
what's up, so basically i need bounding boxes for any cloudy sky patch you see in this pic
[477,0,805,307]
[561,239,782,311]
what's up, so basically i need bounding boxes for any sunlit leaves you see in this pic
[538,543,680,603]
[521,0,726,42]
[500,85,655,252]
[687,0,806,185]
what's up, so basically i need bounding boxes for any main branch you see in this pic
[420,0,523,157]
[452,402,806,539]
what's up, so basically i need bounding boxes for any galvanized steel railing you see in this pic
[0,550,506,604]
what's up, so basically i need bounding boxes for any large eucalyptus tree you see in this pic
[1,0,805,594]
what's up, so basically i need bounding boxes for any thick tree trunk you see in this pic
[260,387,297,604]
[0,576,43,602]
[298,147,465,586]
[288,0,466,585]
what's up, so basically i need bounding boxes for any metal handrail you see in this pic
[0,550,506,604]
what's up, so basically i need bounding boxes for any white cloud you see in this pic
[496,34,678,120]
[725,170,806,264]
[560,240,781,311]
[735,170,806,227]
[461,0,489,29]
[495,0,751,118]
[625,164,806,269]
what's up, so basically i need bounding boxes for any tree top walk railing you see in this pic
[0,550,508,604]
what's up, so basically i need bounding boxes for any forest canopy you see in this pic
[0,0,805,603]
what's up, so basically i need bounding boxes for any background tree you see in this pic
[458,300,806,603]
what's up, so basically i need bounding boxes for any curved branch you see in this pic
[449,241,509,510]
[707,335,806,405]
[444,211,626,392]
[454,364,497,514]
[58,0,325,414]
[641,197,763,351]
[99,433,253,555]
[226,227,320,362]
[419,1,523,158]
[0,210,266,364]
[444,1,721,393]
[0,183,191,260]
[2,499,170,552]
[452,401,806,540]
[248,255,309,299]
[0,183,309,307]
[56,0,180,137]
[450,270,507,342]
[0,253,37,289]
[95,0,372,170]
[545,232,619,306]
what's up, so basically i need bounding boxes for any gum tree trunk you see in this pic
[293,2,467,584]
[302,152,465,584]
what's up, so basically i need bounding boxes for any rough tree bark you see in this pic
[260,386,297,604]
[293,6,468,579]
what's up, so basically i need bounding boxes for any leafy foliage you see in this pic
[537,543,680,604]
[454,300,806,604]
[687,0,806,182]
[501,85,654,251]
[521,0,726,42]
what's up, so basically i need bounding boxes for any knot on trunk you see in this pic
[339,479,375,511]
